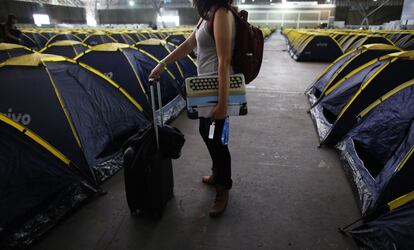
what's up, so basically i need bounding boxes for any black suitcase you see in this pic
[123,79,174,218]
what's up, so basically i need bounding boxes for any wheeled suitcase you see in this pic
[123,79,174,218]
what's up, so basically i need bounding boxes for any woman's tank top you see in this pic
[195,13,236,76]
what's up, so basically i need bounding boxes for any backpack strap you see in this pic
[207,4,232,39]
[196,18,203,30]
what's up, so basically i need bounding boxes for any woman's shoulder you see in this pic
[213,6,233,17]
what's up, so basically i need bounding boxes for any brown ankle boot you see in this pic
[202,175,215,185]
[209,185,229,217]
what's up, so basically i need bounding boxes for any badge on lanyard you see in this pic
[208,121,215,139]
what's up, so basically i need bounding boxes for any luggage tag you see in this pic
[208,121,215,139]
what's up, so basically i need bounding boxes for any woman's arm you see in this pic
[211,8,233,120]
[162,31,197,64]
[149,25,198,79]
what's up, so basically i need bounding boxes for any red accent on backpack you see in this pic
[207,5,264,84]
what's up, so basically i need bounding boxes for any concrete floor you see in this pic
[32,34,360,250]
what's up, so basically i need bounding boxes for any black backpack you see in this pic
[207,5,264,84]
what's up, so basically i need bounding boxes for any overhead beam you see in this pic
[359,0,391,27]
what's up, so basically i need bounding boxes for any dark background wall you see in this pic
[335,6,403,25]
[98,8,198,25]
[0,0,86,24]
[98,9,157,25]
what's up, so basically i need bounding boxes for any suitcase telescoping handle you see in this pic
[149,78,163,149]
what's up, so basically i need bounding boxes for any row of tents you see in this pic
[11,27,194,51]
[1,27,274,61]
[305,44,414,248]
[0,27,211,248]
[282,28,414,62]
[2,26,274,52]
[2,31,192,55]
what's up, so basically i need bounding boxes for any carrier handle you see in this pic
[149,78,163,149]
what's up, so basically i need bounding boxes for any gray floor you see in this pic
[33,34,360,250]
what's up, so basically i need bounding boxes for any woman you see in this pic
[149,0,235,217]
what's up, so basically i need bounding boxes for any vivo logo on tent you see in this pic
[3,108,32,125]
[316,43,328,47]
[104,72,114,79]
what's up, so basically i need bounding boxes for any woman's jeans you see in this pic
[199,117,232,189]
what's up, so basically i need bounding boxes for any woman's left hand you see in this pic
[210,103,227,120]
[149,63,165,80]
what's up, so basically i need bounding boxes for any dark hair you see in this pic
[7,14,16,24]
[193,0,232,20]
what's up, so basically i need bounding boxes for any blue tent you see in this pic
[0,53,150,183]
[46,33,82,46]
[310,51,414,146]
[306,44,401,107]
[346,192,414,249]
[165,33,187,46]
[398,34,414,50]
[0,43,33,62]
[337,79,414,213]
[73,32,91,40]
[337,79,414,249]
[135,39,185,83]
[288,33,343,62]
[135,39,191,122]
[75,43,152,116]
[136,38,197,83]
[21,32,48,50]
[110,33,136,45]
[165,41,197,79]
[40,40,89,59]
[346,35,394,53]
[39,31,56,40]
[124,32,147,43]
[83,33,117,46]
[0,113,96,249]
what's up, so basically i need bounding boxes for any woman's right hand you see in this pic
[149,63,165,80]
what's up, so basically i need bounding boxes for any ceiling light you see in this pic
[33,14,50,27]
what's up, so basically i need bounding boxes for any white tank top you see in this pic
[195,14,236,76]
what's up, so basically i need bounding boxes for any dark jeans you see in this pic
[199,117,232,189]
